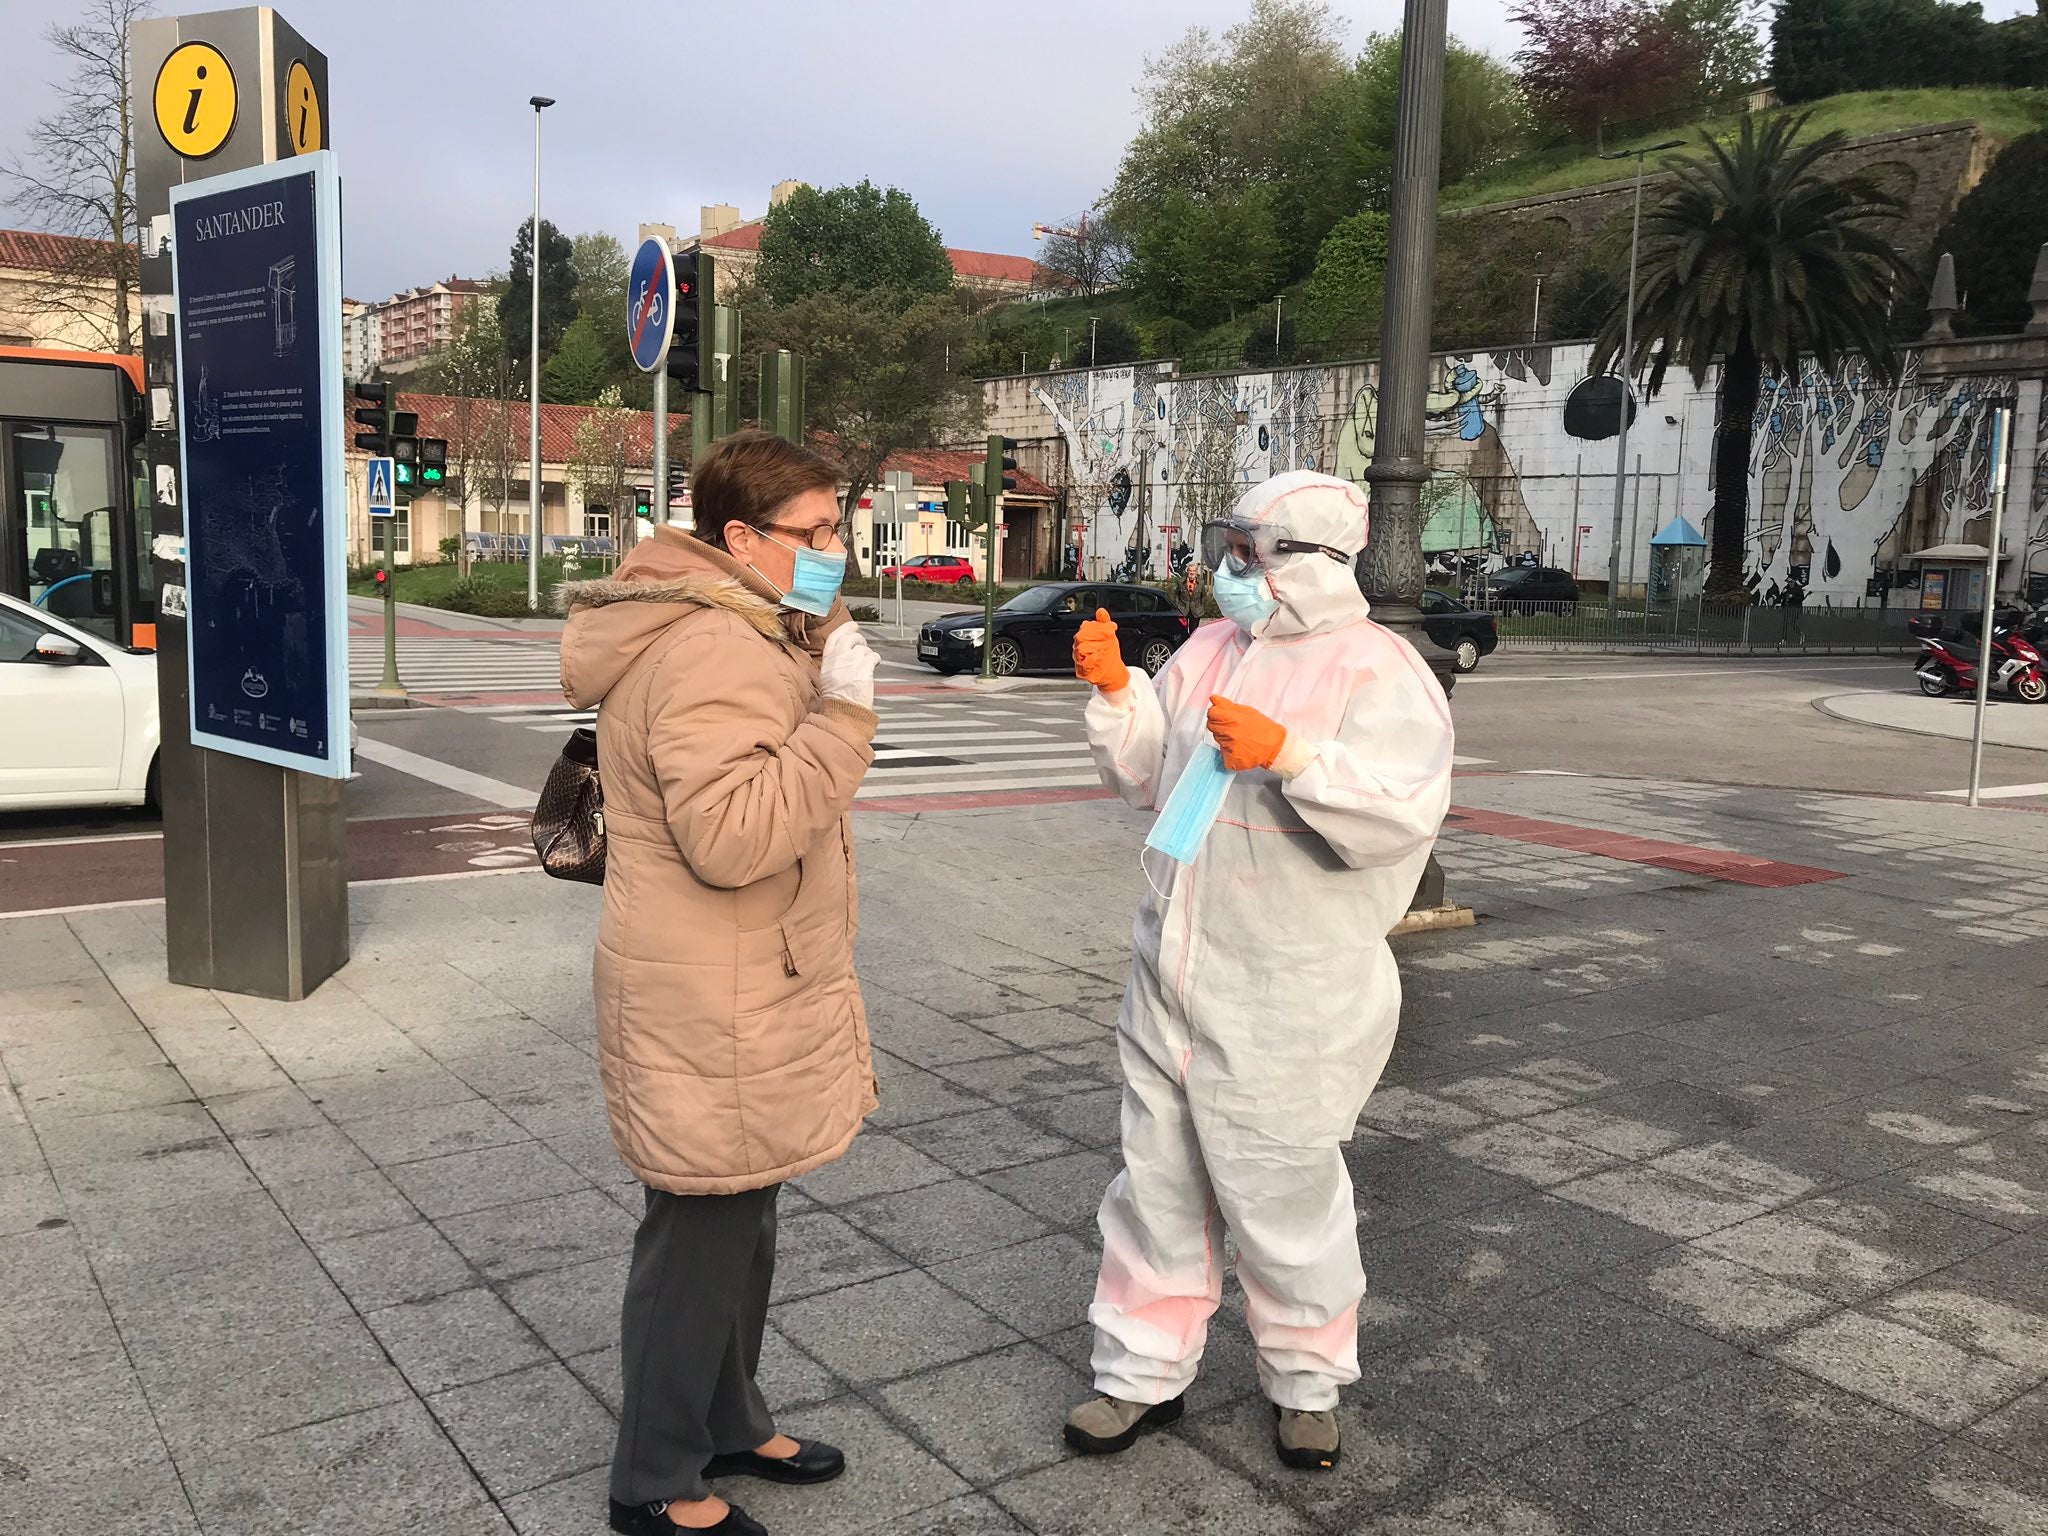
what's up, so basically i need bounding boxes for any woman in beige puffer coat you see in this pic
[559,430,878,1536]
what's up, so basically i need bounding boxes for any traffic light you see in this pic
[668,250,706,394]
[373,567,388,588]
[986,434,1019,497]
[945,479,977,527]
[351,380,389,454]
[392,435,417,496]
[418,438,447,488]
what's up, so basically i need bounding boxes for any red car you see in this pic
[879,554,975,585]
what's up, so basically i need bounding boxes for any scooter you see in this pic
[1910,615,2048,702]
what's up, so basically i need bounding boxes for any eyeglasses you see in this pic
[757,521,841,551]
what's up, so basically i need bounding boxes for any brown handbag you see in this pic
[531,726,605,884]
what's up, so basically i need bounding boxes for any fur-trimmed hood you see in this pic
[559,526,837,708]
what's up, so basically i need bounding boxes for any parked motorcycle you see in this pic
[1909,614,2048,702]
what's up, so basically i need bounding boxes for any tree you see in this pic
[1508,0,1704,149]
[1109,0,1350,278]
[415,298,512,576]
[569,231,629,316]
[1771,0,2030,99]
[498,216,577,369]
[542,312,614,404]
[1089,315,1144,366]
[755,181,954,308]
[568,386,640,553]
[1,0,148,353]
[1663,0,1767,104]
[1930,128,2048,335]
[1327,32,1528,212]
[749,289,982,563]
[1591,114,1906,595]
[1769,0,1855,100]
[1125,188,1286,328]
[1034,209,1127,298]
[1299,212,1390,349]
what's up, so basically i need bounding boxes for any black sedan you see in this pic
[1419,588,1500,673]
[1485,564,1581,614]
[918,583,1195,677]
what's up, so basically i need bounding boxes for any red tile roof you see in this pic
[879,446,1053,499]
[390,391,686,468]
[701,222,766,252]
[698,221,1035,286]
[946,248,1038,285]
[0,228,128,273]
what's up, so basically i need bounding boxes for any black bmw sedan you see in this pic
[917,582,1196,677]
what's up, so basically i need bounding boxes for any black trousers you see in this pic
[610,1182,780,1506]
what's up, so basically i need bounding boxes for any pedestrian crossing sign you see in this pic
[368,456,395,517]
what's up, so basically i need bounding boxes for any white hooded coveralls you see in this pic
[1082,472,1454,1412]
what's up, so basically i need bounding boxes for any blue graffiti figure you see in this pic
[1449,364,1486,441]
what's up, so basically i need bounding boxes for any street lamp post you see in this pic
[1361,0,1448,626]
[1599,139,1685,619]
[525,94,554,613]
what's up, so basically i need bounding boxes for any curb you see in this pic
[1390,904,1479,938]
[1812,693,2048,755]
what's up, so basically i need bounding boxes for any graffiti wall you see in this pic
[988,341,2048,603]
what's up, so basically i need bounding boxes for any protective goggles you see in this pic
[1199,517,1349,575]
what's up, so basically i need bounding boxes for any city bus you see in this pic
[0,346,155,650]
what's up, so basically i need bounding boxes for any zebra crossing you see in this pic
[480,693,1104,802]
[346,635,566,698]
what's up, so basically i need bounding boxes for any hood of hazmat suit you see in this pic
[1079,470,1454,1414]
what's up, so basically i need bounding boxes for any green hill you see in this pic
[1442,87,2048,211]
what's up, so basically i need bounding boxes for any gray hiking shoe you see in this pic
[1274,1406,1341,1470]
[1062,1393,1185,1455]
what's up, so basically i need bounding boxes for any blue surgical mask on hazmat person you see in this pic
[1211,565,1279,631]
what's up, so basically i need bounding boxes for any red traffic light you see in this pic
[373,569,388,586]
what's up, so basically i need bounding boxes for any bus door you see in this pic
[0,350,153,649]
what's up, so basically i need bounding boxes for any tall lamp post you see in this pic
[525,94,555,612]
[1361,0,1456,916]
[1360,0,1447,632]
[1598,138,1685,618]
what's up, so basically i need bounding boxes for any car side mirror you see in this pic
[34,635,83,664]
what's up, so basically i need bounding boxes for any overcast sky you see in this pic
[0,1,2034,301]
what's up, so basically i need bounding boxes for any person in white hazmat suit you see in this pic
[1061,471,1453,1470]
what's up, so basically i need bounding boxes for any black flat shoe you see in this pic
[703,1438,846,1486]
[609,1498,767,1535]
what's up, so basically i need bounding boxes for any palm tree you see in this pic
[1592,114,1907,596]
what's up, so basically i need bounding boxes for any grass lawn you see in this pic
[346,556,582,609]
[1442,87,2048,210]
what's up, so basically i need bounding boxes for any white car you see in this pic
[0,593,161,811]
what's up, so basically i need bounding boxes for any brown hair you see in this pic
[691,429,841,550]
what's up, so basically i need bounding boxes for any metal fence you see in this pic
[1473,597,1922,656]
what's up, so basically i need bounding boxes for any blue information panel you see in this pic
[627,236,674,374]
[169,151,349,778]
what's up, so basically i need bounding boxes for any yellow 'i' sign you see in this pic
[153,42,237,160]
[285,61,322,155]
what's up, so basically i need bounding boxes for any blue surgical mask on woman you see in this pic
[1211,565,1278,631]
[760,536,848,617]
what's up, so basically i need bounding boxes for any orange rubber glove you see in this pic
[1207,696,1288,772]
[1073,608,1130,693]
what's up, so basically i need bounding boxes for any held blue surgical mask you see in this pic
[1141,740,1237,899]
[759,536,848,617]
[1211,565,1278,631]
